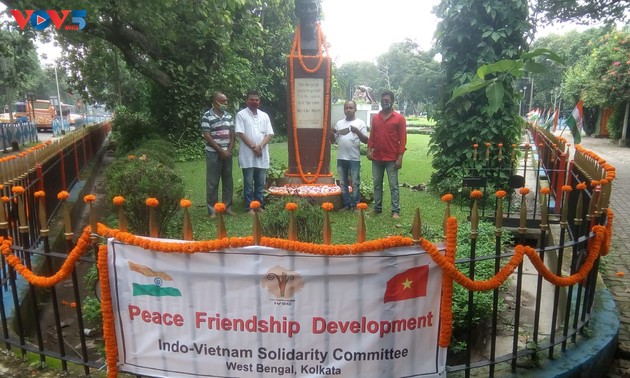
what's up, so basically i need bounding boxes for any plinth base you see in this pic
[268,176,343,209]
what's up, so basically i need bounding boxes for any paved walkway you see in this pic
[576,136,630,377]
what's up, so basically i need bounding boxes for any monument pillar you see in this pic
[286,53,332,184]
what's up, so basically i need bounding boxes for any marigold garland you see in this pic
[97,244,119,378]
[57,191,69,201]
[561,185,572,192]
[470,190,483,199]
[495,190,507,198]
[519,187,530,196]
[321,202,334,212]
[357,203,368,210]
[0,228,92,287]
[1,196,8,203]
[84,194,96,203]
[113,196,125,206]
[250,201,261,210]
[180,199,192,208]
[540,187,550,195]
[34,191,45,199]
[285,202,298,212]
[590,180,600,188]
[576,183,587,190]
[146,197,159,207]
[288,24,331,184]
[11,186,25,195]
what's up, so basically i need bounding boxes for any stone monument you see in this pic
[285,0,333,185]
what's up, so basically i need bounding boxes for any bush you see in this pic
[450,220,512,348]
[261,197,323,243]
[111,106,160,155]
[129,138,178,168]
[105,156,185,236]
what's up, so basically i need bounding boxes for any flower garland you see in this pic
[0,227,93,287]
[438,216,457,348]
[288,23,332,184]
[97,244,118,378]
[420,221,607,292]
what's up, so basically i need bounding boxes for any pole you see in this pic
[528,76,534,111]
[54,65,64,133]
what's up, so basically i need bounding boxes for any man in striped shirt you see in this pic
[201,92,235,217]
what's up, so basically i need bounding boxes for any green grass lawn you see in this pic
[174,134,464,243]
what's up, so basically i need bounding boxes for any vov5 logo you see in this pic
[11,10,86,31]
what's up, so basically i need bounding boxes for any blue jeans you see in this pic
[337,159,361,209]
[242,167,266,210]
[372,160,400,214]
[206,150,233,215]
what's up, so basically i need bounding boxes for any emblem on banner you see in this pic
[261,266,304,304]
[128,260,182,297]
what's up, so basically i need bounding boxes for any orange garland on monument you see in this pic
[288,23,332,184]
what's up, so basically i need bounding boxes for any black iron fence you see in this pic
[0,123,616,377]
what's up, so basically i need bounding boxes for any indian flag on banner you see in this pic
[128,260,182,297]
[566,100,584,144]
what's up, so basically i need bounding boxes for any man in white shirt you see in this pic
[331,100,368,210]
[235,90,274,214]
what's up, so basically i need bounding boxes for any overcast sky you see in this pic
[320,0,441,65]
[320,0,594,65]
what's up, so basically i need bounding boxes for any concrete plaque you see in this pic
[294,78,324,129]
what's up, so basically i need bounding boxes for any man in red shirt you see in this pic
[367,90,407,219]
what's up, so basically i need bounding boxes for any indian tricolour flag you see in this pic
[128,260,182,297]
[566,100,584,144]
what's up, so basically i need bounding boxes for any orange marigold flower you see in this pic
[250,201,261,210]
[285,202,298,212]
[34,190,46,199]
[485,142,491,147]
[357,202,368,210]
[470,190,483,199]
[180,199,192,208]
[321,202,334,212]
[0,184,3,190]
[472,144,479,148]
[519,187,530,196]
[498,143,503,147]
[512,143,517,147]
[600,179,609,185]
[113,196,125,206]
[441,194,454,202]
[561,185,572,192]
[524,143,530,148]
[214,203,226,213]
[84,194,96,203]
[57,191,70,201]
[616,271,625,277]
[590,180,600,187]
[145,197,159,207]
[576,183,587,190]
[1,196,8,203]
[127,155,136,160]
[495,190,507,198]
[540,187,551,195]
[11,186,25,195]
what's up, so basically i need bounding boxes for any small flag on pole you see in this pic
[566,100,584,144]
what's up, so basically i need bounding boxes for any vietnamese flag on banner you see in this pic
[383,265,429,303]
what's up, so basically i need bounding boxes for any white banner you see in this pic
[108,238,446,378]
